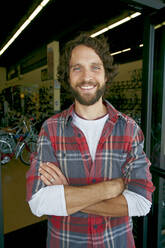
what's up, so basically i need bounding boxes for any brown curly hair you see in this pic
[57,33,118,89]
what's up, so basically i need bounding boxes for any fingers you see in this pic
[40,174,53,186]
[46,162,69,185]
[39,162,62,185]
[46,162,65,178]
[39,162,68,186]
[39,166,60,185]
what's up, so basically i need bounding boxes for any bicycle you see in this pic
[0,117,38,166]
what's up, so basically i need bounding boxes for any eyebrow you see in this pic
[70,62,103,68]
[70,63,81,68]
[91,62,103,66]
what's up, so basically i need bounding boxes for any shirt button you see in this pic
[93,224,97,229]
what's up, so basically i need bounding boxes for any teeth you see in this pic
[80,85,94,89]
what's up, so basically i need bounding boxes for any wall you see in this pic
[115,60,142,81]
[0,67,6,91]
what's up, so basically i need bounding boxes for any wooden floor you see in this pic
[1,158,46,234]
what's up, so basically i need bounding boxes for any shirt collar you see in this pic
[64,103,75,126]
[64,100,122,126]
[104,99,120,119]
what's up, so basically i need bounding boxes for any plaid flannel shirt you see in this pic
[26,100,155,248]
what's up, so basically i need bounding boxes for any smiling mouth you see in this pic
[78,82,97,91]
[80,85,96,90]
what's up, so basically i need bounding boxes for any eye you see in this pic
[92,65,101,71]
[72,66,80,71]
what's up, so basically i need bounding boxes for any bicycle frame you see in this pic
[0,117,38,165]
[14,134,27,159]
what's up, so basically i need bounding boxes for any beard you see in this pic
[69,81,106,106]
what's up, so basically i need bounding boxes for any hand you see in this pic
[39,162,69,186]
[108,178,125,198]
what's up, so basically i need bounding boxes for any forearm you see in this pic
[81,194,128,217]
[38,163,125,216]
[81,189,152,217]
[64,179,124,215]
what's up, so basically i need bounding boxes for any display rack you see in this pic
[106,79,142,125]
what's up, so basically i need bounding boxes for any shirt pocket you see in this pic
[99,151,127,179]
[56,150,88,185]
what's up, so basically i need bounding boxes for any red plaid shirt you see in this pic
[26,100,155,248]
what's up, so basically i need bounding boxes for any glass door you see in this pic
[149,20,165,248]
[139,7,165,248]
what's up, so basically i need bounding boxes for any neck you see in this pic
[74,98,107,120]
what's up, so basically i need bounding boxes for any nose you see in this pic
[82,69,93,82]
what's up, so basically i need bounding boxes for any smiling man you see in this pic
[26,33,155,248]
[69,45,106,108]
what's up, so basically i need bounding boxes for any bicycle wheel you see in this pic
[20,141,37,165]
[0,135,13,154]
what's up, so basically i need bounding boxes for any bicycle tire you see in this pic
[0,134,14,154]
[0,140,12,154]
[20,141,37,165]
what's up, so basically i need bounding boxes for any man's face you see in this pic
[69,45,107,106]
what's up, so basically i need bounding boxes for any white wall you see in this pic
[115,60,142,82]
[6,65,51,88]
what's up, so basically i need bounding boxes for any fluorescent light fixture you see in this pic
[91,12,141,38]
[19,19,31,32]
[92,27,109,37]
[131,12,141,18]
[111,43,144,56]
[0,0,51,56]
[107,17,131,30]
[122,48,131,52]
[28,5,42,21]
[111,50,122,56]
[155,21,165,29]
[41,0,50,7]
[111,47,131,56]
[155,24,162,29]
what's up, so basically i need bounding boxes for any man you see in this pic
[26,33,155,248]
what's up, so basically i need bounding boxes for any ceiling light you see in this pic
[90,12,141,38]
[111,50,122,56]
[28,5,42,21]
[19,19,31,32]
[41,0,50,7]
[131,12,141,18]
[107,17,131,30]
[111,47,131,56]
[122,48,131,52]
[155,21,165,29]
[0,0,51,56]
[91,27,109,37]
[111,43,144,56]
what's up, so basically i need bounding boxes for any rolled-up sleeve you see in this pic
[26,120,59,202]
[28,185,68,217]
[122,124,155,202]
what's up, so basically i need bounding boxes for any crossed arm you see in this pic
[38,162,128,217]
